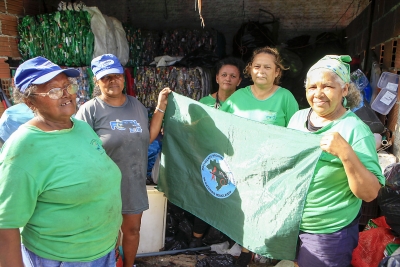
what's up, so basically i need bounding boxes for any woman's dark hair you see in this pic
[215,57,245,78]
[244,46,288,85]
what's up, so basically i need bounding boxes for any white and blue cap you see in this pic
[91,54,124,80]
[14,56,80,93]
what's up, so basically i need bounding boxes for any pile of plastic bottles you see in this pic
[18,10,94,67]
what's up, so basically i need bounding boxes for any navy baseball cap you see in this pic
[91,54,124,80]
[14,56,80,93]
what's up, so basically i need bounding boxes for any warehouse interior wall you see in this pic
[41,0,370,56]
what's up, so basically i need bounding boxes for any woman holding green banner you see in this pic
[189,57,244,248]
[76,54,171,267]
[220,47,299,266]
[287,55,385,267]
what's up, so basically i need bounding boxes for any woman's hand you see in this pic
[321,132,381,202]
[150,87,171,143]
[320,132,352,158]
[156,87,172,111]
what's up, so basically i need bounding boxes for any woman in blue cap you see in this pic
[76,54,171,267]
[0,56,122,266]
[288,55,385,267]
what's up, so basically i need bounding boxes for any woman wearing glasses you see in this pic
[75,54,170,267]
[0,56,122,266]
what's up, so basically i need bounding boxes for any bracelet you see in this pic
[155,107,165,113]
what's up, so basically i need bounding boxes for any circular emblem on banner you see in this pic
[201,153,236,199]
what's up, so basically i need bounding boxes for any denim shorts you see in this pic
[296,218,359,267]
[22,244,116,267]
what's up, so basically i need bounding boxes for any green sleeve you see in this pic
[285,94,299,127]
[0,163,38,228]
[352,136,385,186]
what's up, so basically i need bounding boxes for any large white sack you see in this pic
[110,17,129,66]
[103,15,118,57]
[82,6,108,59]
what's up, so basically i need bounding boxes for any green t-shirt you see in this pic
[199,94,226,108]
[288,109,385,233]
[0,117,122,261]
[220,86,299,126]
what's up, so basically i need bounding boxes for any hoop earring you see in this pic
[342,96,348,108]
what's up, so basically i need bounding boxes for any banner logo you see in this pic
[201,153,236,199]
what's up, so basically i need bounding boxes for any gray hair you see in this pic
[305,69,361,109]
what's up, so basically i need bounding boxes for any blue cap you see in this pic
[91,54,124,80]
[14,56,80,93]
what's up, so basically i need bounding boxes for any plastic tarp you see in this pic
[0,103,34,144]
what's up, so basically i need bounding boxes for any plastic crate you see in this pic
[359,198,380,226]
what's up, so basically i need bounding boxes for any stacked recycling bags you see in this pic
[134,66,211,108]
[159,29,216,57]
[124,25,143,68]
[18,10,94,66]
[73,66,93,108]
[124,26,162,68]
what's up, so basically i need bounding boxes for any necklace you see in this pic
[214,91,221,109]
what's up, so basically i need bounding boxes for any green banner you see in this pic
[157,93,322,260]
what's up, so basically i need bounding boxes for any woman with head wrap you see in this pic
[287,55,385,267]
[0,56,122,267]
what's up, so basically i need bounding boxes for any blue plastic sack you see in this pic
[351,69,373,103]
[147,135,162,176]
[0,103,34,143]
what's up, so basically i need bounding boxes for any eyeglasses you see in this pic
[100,74,124,82]
[30,84,78,100]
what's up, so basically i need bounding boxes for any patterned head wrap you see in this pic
[308,55,352,83]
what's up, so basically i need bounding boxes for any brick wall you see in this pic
[0,0,43,79]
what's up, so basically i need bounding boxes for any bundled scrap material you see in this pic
[142,31,161,66]
[18,10,94,66]
[159,29,216,58]
[124,25,144,68]
[72,66,93,108]
[134,66,211,108]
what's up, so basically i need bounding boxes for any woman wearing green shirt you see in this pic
[288,55,384,267]
[199,57,244,109]
[220,47,299,266]
[189,57,244,248]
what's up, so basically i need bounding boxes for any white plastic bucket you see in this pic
[137,186,167,254]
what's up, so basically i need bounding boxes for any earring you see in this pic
[342,96,348,108]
